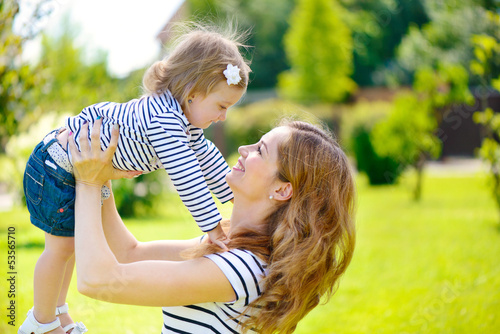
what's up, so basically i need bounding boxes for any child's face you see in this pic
[185,81,244,129]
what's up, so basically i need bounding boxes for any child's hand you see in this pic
[207,223,230,251]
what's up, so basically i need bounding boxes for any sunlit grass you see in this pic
[1,171,499,333]
[296,171,500,334]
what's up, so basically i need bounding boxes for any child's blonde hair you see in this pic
[143,23,251,106]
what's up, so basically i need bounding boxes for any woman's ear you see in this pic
[272,182,293,201]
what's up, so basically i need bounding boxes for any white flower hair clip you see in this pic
[223,64,241,86]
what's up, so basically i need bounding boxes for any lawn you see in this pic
[1,170,499,333]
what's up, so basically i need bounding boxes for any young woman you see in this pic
[69,118,356,333]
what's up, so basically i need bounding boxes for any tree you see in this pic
[1,15,163,214]
[397,4,500,85]
[186,0,295,89]
[372,63,473,200]
[470,14,500,222]
[372,93,440,200]
[278,0,356,103]
[0,0,52,152]
[29,15,151,116]
[339,0,429,86]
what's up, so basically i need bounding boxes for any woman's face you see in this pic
[227,126,291,201]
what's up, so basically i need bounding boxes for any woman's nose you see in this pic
[238,145,248,157]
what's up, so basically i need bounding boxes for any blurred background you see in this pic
[1,0,500,333]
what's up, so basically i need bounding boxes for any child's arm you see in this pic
[191,133,234,204]
[151,115,225,233]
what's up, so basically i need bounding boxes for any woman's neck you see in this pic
[228,197,272,237]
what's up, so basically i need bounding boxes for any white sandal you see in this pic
[56,304,88,334]
[18,308,61,334]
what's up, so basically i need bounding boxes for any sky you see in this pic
[19,0,185,77]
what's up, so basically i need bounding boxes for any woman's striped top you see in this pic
[162,249,267,333]
[66,90,233,232]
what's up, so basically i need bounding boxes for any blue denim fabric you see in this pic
[23,132,75,237]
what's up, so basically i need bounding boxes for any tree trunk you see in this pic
[414,153,426,201]
[492,165,500,224]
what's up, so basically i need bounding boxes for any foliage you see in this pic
[34,17,142,115]
[112,171,171,218]
[33,19,166,217]
[339,0,429,86]
[1,15,164,216]
[423,0,499,16]
[224,98,334,161]
[372,63,472,200]
[352,126,402,185]
[278,0,356,103]
[470,32,500,85]
[470,27,500,222]
[372,93,440,170]
[373,92,441,189]
[413,63,475,123]
[397,5,500,85]
[474,108,500,217]
[0,0,52,153]
[186,0,295,88]
[340,100,402,185]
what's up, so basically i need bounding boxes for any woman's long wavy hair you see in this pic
[142,23,251,107]
[185,120,356,333]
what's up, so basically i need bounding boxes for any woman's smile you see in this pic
[233,159,245,172]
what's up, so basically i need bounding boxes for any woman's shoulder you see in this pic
[205,249,267,284]
[208,249,266,270]
[205,249,267,305]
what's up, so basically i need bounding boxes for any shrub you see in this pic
[341,100,402,185]
[351,126,402,185]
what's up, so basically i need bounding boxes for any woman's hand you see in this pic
[68,118,141,187]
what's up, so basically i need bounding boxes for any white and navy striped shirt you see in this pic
[162,249,267,333]
[66,90,233,232]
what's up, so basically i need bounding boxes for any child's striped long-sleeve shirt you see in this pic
[66,90,233,232]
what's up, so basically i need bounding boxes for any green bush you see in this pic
[340,100,402,185]
[112,171,169,218]
[351,126,402,185]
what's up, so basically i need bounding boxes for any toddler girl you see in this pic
[19,27,250,334]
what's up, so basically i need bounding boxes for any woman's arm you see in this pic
[70,120,235,306]
[76,182,234,306]
[100,182,203,263]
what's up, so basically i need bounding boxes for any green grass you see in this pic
[1,171,499,333]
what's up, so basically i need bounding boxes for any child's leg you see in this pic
[33,233,74,326]
[57,254,75,328]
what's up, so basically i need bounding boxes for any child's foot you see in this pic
[57,312,75,333]
[18,309,66,334]
[55,305,87,334]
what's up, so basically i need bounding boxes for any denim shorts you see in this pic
[23,131,76,237]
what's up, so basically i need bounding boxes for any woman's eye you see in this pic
[257,146,262,155]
